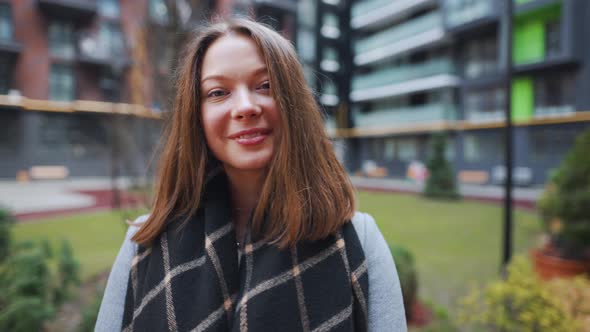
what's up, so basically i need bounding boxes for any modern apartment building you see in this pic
[307,0,590,186]
[0,0,296,179]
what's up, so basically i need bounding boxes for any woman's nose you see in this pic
[231,88,261,120]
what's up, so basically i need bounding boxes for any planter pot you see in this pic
[531,248,590,280]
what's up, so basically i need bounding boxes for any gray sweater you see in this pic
[95,212,407,331]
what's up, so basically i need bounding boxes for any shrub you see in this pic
[538,129,590,260]
[0,208,15,262]
[424,133,460,200]
[458,257,579,331]
[0,209,81,332]
[546,276,590,331]
[54,239,81,306]
[389,244,418,321]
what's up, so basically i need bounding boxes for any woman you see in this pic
[96,18,406,332]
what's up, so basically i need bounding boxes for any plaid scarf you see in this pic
[121,175,369,332]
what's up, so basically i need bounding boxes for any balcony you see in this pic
[38,0,97,21]
[354,104,457,129]
[351,0,437,30]
[77,32,128,69]
[351,59,459,102]
[354,12,448,66]
[0,39,21,56]
[465,110,505,123]
[444,0,497,30]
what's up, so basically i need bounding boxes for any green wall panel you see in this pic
[511,78,534,122]
[512,2,562,65]
[513,21,545,64]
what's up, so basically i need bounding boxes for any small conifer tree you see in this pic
[424,133,460,199]
[538,129,590,259]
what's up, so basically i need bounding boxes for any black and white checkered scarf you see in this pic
[122,174,369,331]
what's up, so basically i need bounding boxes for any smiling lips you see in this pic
[228,128,271,146]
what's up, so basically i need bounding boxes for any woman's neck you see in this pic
[224,168,266,241]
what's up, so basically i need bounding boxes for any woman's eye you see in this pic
[207,90,227,98]
[257,81,270,90]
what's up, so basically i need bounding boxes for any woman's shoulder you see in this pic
[351,212,378,240]
[123,214,150,245]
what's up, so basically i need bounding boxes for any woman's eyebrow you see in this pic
[201,67,268,84]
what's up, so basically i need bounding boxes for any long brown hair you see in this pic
[133,18,356,248]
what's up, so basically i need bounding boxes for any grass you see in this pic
[12,191,542,317]
[357,190,542,313]
[12,210,146,281]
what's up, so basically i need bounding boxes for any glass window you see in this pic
[0,4,12,41]
[100,22,126,56]
[297,29,316,62]
[48,21,75,59]
[384,138,396,161]
[398,138,417,162]
[297,0,316,27]
[38,113,109,158]
[0,56,10,94]
[465,87,505,121]
[531,128,577,162]
[320,79,339,106]
[99,0,120,18]
[149,0,168,24]
[545,20,561,58]
[321,13,340,39]
[534,73,575,116]
[0,111,19,155]
[463,35,498,79]
[49,64,75,101]
[463,132,503,162]
[321,47,340,72]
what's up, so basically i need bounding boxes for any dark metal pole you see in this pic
[502,0,514,272]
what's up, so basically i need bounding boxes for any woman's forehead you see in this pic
[201,34,267,80]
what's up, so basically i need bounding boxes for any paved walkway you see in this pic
[0,177,140,220]
[351,176,543,208]
[0,176,543,221]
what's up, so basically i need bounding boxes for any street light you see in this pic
[501,0,514,273]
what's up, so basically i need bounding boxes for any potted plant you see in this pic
[534,129,590,279]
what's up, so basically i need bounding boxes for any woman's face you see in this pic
[200,34,281,175]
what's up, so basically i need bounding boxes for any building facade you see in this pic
[0,0,296,179]
[305,0,590,186]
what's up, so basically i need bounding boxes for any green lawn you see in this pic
[13,192,542,316]
[357,191,541,313]
[12,210,144,281]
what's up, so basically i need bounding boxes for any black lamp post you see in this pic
[100,75,122,210]
[501,0,514,273]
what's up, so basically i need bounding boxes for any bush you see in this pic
[546,276,590,331]
[538,129,590,260]
[0,208,81,332]
[458,257,580,331]
[424,133,460,200]
[0,208,15,262]
[389,244,418,321]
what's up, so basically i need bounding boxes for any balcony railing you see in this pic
[534,105,575,118]
[354,104,457,128]
[352,58,455,91]
[77,32,127,68]
[445,0,496,28]
[354,12,446,65]
[351,59,459,102]
[465,110,505,122]
[352,0,436,30]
